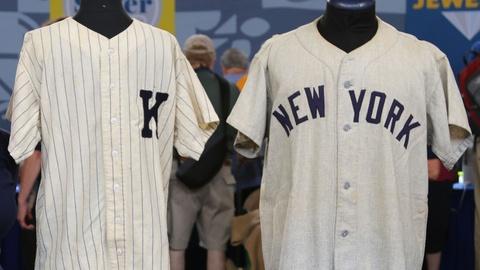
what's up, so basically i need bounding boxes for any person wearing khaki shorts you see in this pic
[168,162,236,270]
[168,164,235,250]
[168,34,239,270]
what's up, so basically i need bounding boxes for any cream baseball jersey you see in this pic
[227,18,472,270]
[7,17,218,269]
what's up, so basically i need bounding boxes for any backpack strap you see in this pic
[214,72,231,124]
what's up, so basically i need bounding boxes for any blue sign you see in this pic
[406,0,480,74]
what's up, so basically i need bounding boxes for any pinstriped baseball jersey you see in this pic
[227,18,472,270]
[7,17,218,270]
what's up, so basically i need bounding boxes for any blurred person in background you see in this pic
[168,34,238,270]
[462,40,480,270]
[221,47,265,270]
[221,48,263,207]
[16,145,40,231]
[17,144,41,270]
[0,129,18,270]
[221,48,249,91]
[422,147,457,270]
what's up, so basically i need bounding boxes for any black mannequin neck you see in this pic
[317,3,378,53]
[73,0,132,39]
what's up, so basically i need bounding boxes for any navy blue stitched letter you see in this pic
[366,91,386,124]
[305,86,325,119]
[288,90,308,126]
[396,115,421,149]
[140,90,169,138]
[273,104,294,137]
[349,89,366,123]
[384,99,404,134]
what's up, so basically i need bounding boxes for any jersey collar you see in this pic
[294,17,399,71]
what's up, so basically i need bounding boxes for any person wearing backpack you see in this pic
[459,42,480,270]
[168,34,239,270]
[423,147,457,270]
[220,48,263,198]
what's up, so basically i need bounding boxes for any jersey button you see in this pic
[117,249,123,256]
[343,124,351,132]
[112,150,119,156]
[111,117,118,124]
[343,80,353,89]
[115,217,122,224]
[341,230,349,238]
[114,183,121,192]
[108,48,115,54]
[344,182,351,190]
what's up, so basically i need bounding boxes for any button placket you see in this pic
[101,42,120,266]
[108,41,126,253]
[336,57,365,269]
[335,61,358,267]
[339,56,356,90]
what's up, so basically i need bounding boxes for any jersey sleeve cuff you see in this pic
[9,147,35,164]
[434,134,473,170]
[176,121,218,161]
[227,116,263,158]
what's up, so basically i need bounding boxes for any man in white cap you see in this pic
[168,34,239,270]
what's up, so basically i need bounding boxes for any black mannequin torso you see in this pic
[317,3,378,53]
[73,0,132,39]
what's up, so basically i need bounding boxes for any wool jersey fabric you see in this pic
[227,18,472,270]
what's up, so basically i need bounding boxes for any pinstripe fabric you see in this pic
[7,17,218,270]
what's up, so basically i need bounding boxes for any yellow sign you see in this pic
[50,0,175,33]
[413,0,479,9]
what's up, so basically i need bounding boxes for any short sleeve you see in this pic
[7,32,41,164]
[173,39,218,160]
[427,49,472,170]
[227,39,273,158]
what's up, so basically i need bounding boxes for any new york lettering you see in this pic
[273,86,325,137]
[272,86,421,149]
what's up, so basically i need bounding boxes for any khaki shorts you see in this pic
[168,164,235,251]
